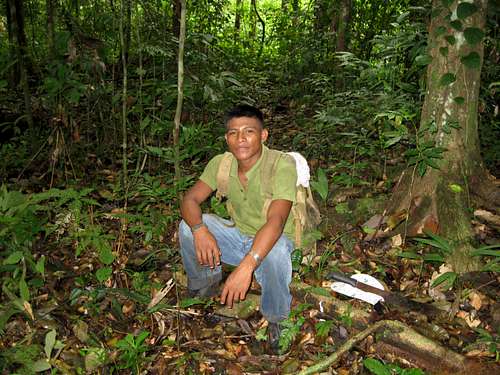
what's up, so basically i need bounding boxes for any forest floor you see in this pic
[1,107,499,374]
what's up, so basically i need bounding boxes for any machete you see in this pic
[327,271,448,320]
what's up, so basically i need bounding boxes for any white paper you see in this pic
[330,273,385,305]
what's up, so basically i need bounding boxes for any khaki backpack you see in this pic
[215,149,321,252]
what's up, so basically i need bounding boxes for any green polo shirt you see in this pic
[200,146,297,241]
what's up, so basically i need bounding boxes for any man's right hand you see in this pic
[193,226,221,269]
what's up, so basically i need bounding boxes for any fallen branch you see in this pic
[474,209,500,229]
[297,319,386,375]
[298,319,466,375]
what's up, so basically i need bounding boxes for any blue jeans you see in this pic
[179,214,294,323]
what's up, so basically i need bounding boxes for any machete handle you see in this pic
[327,272,357,287]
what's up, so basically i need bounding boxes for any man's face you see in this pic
[225,116,268,165]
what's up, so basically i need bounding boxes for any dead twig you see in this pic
[297,320,385,375]
[298,319,466,375]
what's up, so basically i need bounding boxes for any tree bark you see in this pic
[234,0,242,41]
[250,0,256,40]
[124,0,131,65]
[252,0,265,55]
[335,0,351,52]
[386,0,492,273]
[8,0,34,134]
[5,0,17,87]
[120,0,128,188]
[172,0,181,38]
[173,0,186,191]
[46,0,56,60]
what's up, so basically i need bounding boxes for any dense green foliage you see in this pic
[0,0,498,182]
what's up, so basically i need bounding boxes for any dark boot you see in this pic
[267,322,282,355]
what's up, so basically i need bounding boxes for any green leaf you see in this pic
[335,202,351,214]
[454,96,465,105]
[311,168,329,201]
[457,2,478,19]
[461,52,481,69]
[315,320,334,337]
[435,25,447,37]
[441,0,454,7]
[19,277,30,301]
[449,184,463,193]
[364,358,391,375]
[431,271,457,289]
[304,286,331,297]
[136,331,149,345]
[255,327,267,341]
[439,73,456,86]
[445,35,456,45]
[35,256,45,276]
[417,161,427,177]
[464,27,485,45]
[362,226,376,234]
[96,267,113,282]
[45,329,57,359]
[424,157,440,170]
[449,20,463,31]
[3,251,24,265]
[421,231,452,252]
[439,47,449,57]
[415,54,432,66]
[291,249,303,271]
[397,252,422,260]
[30,359,52,372]
[470,245,500,257]
[99,246,115,265]
[423,253,445,262]
[179,297,205,308]
[402,369,425,375]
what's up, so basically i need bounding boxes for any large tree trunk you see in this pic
[335,0,351,52]
[386,0,496,272]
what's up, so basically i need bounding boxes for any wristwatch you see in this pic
[248,249,262,266]
[190,222,206,233]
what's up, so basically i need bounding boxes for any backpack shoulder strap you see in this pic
[216,152,233,200]
[261,149,288,216]
[261,149,282,198]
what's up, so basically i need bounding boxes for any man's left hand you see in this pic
[220,261,254,307]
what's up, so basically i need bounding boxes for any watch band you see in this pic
[248,249,262,266]
[190,222,206,233]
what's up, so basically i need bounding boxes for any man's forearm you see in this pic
[243,216,286,269]
[180,198,204,228]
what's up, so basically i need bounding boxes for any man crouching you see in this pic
[178,104,297,353]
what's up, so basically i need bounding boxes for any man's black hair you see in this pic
[224,104,264,129]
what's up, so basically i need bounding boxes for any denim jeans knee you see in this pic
[179,214,294,322]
